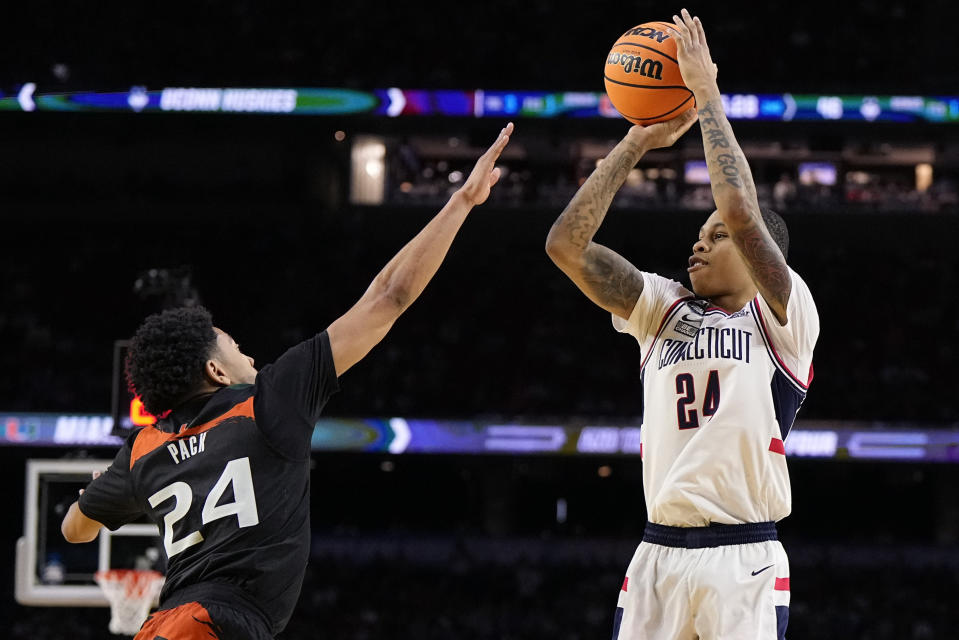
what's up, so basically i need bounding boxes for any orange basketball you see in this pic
[604,21,694,125]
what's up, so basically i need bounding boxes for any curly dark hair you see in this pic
[761,208,790,260]
[125,306,218,416]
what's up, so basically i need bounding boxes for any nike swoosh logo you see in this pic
[680,314,702,322]
[751,565,774,576]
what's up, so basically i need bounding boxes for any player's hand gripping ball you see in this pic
[604,21,695,125]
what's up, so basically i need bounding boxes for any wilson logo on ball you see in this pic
[606,52,663,80]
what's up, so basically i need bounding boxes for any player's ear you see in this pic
[203,358,231,386]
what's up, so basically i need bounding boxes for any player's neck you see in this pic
[707,289,755,314]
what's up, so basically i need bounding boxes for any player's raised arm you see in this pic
[667,8,791,323]
[326,123,513,376]
[545,111,697,319]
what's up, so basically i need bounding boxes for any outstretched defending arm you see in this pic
[545,111,698,319]
[668,8,791,324]
[327,123,513,377]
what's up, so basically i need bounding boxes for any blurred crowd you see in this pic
[297,541,959,640]
[8,538,959,639]
[388,145,959,215]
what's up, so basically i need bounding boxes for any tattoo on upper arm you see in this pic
[581,246,644,316]
[734,220,791,307]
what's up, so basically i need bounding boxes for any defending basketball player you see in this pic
[60,123,514,640]
[546,10,818,640]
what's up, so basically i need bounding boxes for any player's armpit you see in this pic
[62,501,104,543]
[551,242,644,320]
[725,210,791,324]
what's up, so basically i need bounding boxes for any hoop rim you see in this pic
[94,569,165,597]
[94,569,164,581]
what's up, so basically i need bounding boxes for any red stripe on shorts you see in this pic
[621,577,629,592]
[774,577,790,591]
[769,438,786,455]
[134,601,220,639]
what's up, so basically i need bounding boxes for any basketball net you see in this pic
[94,569,165,636]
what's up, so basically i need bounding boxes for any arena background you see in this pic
[3,1,959,638]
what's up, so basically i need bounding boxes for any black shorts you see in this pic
[134,600,273,640]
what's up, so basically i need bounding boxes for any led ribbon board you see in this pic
[2,87,958,122]
[1,412,957,461]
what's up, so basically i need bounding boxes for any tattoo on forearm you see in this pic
[564,211,595,249]
[700,100,789,311]
[582,246,644,316]
[553,143,643,250]
[698,100,747,190]
[547,137,647,315]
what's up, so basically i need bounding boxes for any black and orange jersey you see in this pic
[79,332,339,636]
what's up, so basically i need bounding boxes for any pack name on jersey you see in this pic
[166,433,208,464]
[658,327,752,370]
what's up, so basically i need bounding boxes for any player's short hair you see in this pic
[125,306,217,416]
[761,209,789,260]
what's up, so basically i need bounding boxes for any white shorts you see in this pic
[613,523,790,640]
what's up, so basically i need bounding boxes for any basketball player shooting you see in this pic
[546,9,818,640]
[60,123,513,640]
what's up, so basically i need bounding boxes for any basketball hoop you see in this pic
[94,569,165,636]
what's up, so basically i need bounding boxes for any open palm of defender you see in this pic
[459,122,514,206]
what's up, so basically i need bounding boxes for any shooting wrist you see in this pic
[691,82,721,106]
[624,127,653,156]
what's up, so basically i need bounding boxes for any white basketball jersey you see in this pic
[613,268,819,526]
